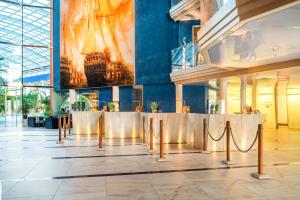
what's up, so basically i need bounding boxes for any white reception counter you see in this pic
[72,111,103,134]
[72,111,262,151]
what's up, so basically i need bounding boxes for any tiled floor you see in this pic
[0,126,300,200]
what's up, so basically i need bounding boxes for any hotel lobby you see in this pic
[1,0,300,199]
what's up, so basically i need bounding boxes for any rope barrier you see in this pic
[230,128,259,153]
[206,117,227,142]
[207,126,227,142]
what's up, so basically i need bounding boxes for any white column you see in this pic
[113,86,119,102]
[112,86,119,111]
[252,76,257,111]
[240,75,247,112]
[217,78,227,114]
[175,84,183,113]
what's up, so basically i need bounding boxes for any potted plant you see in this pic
[102,105,108,111]
[22,92,38,127]
[215,103,219,113]
[149,101,159,113]
[108,102,115,112]
[210,104,214,114]
[0,88,5,116]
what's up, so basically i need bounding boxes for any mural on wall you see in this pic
[60,0,134,89]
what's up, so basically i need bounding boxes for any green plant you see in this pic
[41,96,51,118]
[22,92,38,115]
[108,102,115,112]
[0,88,5,113]
[214,104,219,112]
[149,101,159,111]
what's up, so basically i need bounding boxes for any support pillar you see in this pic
[240,75,247,112]
[175,84,183,113]
[217,78,227,114]
[252,76,257,111]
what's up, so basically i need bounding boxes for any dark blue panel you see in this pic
[119,86,133,111]
[98,87,112,110]
[178,20,200,45]
[143,83,175,112]
[53,0,60,92]
[135,0,179,85]
[183,85,208,113]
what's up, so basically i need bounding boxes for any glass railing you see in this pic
[201,0,234,25]
[171,41,205,72]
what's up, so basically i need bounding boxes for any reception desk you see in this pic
[140,113,262,151]
[72,111,262,151]
[72,111,103,134]
[105,112,140,139]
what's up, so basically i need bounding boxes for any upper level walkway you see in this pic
[170,0,300,84]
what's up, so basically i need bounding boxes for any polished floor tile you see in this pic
[0,127,299,200]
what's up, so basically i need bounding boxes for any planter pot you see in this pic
[151,110,157,113]
[45,117,58,129]
[182,106,190,113]
[22,119,28,127]
[135,106,143,112]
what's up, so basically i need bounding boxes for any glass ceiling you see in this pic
[0,0,51,86]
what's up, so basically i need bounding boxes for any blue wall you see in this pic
[143,83,175,112]
[135,0,179,85]
[135,0,178,112]
[119,86,133,111]
[53,0,60,92]
[183,85,208,113]
[178,20,200,45]
[98,87,112,110]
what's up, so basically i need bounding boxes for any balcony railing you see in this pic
[171,41,205,72]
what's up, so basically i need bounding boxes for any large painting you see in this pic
[60,0,134,89]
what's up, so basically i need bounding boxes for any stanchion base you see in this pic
[56,141,64,144]
[148,150,155,154]
[97,148,105,151]
[201,150,211,154]
[221,160,235,165]
[251,173,272,180]
[156,157,167,162]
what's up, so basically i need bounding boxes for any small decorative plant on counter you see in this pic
[108,102,115,112]
[149,101,159,113]
[102,105,108,112]
[209,103,219,114]
[214,103,219,113]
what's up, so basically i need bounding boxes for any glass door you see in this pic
[0,86,21,127]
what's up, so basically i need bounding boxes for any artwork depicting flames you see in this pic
[60,0,134,89]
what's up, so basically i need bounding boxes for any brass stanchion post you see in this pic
[142,116,146,144]
[148,118,154,153]
[222,121,234,165]
[202,118,210,154]
[63,114,67,139]
[251,124,271,179]
[157,120,167,161]
[68,112,71,135]
[98,115,104,151]
[56,117,64,144]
